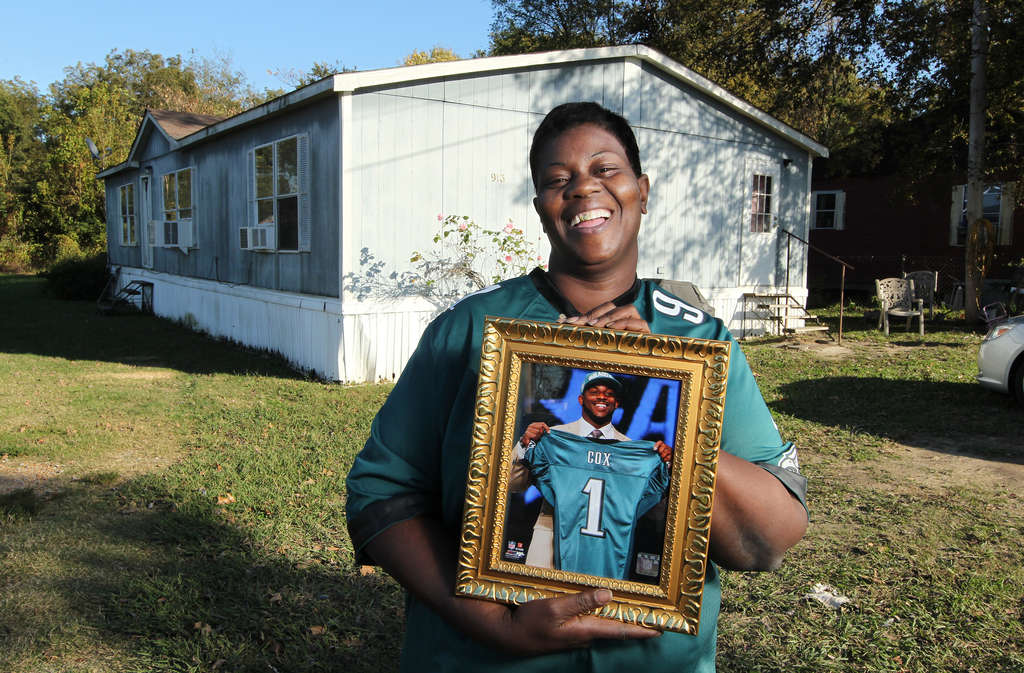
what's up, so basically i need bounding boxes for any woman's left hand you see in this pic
[558,303,651,332]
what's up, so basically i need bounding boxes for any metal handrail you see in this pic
[778,227,855,345]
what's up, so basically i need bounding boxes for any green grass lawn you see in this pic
[1,274,1022,672]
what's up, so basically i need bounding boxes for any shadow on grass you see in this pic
[0,275,306,379]
[10,480,404,672]
[773,376,1024,460]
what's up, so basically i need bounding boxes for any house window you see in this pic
[811,190,845,230]
[119,184,136,246]
[162,167,193,248]
[249,135,309,252]
[950,183,1016,247]
[749,174,773,232]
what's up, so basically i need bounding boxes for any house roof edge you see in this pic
[115,45,827,161]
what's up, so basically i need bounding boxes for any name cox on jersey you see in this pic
[587,450,612,467]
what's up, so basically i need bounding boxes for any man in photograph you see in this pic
[511,371,671,575]
[549,371,631,441]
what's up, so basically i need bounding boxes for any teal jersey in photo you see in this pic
[527,429,669,579]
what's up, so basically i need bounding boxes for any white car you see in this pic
[977,315,1024,406]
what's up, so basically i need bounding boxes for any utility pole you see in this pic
[964,0,987,324]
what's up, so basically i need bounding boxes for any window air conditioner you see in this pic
[240,226,274,251]
[177,220,194,249]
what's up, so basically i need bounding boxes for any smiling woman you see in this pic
[529,107,650,319]
[345,102,809,672]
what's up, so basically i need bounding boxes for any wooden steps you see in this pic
[742,292,830,338]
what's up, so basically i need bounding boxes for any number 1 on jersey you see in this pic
[580,477,606,537]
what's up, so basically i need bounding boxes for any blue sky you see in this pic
[1,0,495,92]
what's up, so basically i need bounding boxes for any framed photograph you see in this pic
[456,317,730,635]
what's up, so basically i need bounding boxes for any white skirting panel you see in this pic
[116,268,808,380]
[340,297,437,383]
[708,286,811,338]
[117,268,344,380]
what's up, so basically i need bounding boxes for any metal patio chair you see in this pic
[876,277,925,336]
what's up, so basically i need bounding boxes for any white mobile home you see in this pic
[99,45,827,382]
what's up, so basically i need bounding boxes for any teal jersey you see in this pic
[527,429,669,579]
[346,270,806,673]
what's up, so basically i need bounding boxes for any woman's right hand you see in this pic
[365,517,660,657]
[459,589,661,655]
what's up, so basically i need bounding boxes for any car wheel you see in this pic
[1012,357,1024,407]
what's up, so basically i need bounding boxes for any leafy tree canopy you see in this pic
[402,46,461,65]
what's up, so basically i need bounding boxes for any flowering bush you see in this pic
[407,214,544,301]
[344,214,545,311]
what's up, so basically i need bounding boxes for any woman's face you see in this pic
[533,123,649,277]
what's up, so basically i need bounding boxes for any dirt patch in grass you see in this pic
[888,437,1024,497]
[807,436,1024,518]
[0,457,66,496]
[767,338,857,360]
[87,370,177,381]
[0,449,178,496]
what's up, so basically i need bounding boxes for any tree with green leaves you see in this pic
[1,49,276,267]
[0,78,45,268]
[875,0,1023,183]
[402,47,461,65]
[490,0,626,53]
[31,80,136,255]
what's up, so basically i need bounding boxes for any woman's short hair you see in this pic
[529,102,643,188]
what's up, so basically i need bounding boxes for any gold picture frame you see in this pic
[456,317,730,635]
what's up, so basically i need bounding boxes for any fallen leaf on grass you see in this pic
[269,592,282,603]
[359,565,375,576]
[309,625,325,635]
[217,493,236,505]
[193,622,213,635]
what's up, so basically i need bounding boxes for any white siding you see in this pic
[636,127,745,292]
[116,267,345,380]
[346,90,548,296]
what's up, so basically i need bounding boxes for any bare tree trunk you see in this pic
[964,0,987,324]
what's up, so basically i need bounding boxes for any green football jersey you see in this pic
[346,269,806,673]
